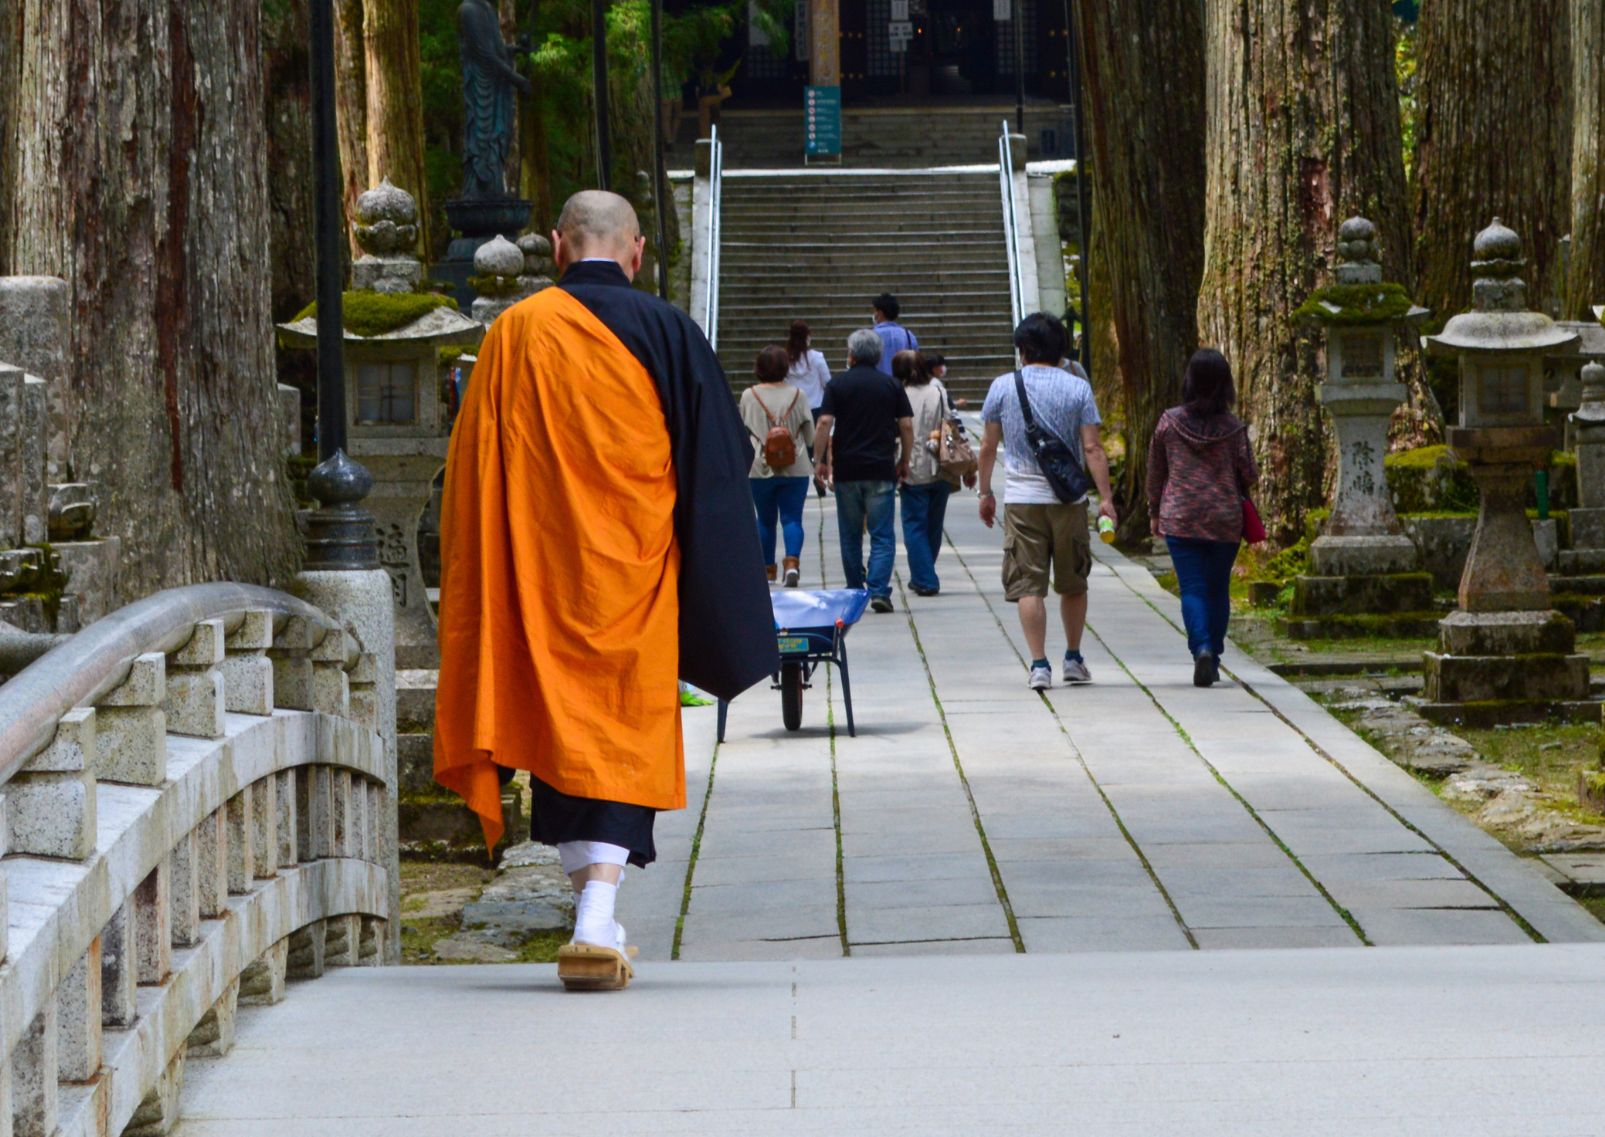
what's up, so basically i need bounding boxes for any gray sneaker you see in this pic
[1062,657,1092,684]
[1028,662,1052,691]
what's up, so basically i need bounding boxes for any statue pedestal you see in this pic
[434,197,533,311]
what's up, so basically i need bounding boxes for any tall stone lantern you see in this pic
[1287,217,1433,637]
[1422,218,1589,722]
[280,179,485,668]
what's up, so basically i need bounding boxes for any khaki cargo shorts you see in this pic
[1002,501,1092,601]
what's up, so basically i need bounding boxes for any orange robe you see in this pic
[433,286,684,847]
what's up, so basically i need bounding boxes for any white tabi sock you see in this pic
[573,880,620,949]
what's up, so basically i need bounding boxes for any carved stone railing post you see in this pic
[11,1005,57,1137]
[251,774,279,879]
[166,620,226,738]
[221,609,275,715]
[100,903,137,1028]
[95,652,166,784]
[170,829,202,948]
[55,945,101,1084]
[195,810,228,918]
[134,863,171,986]
[276,769,299,867]
[268,616,316,711]
[238,940,288,1007]
[225,788,254,894]
[8,706,96,859]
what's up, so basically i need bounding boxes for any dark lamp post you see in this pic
[594,0,613,190]
[305,0,379,571]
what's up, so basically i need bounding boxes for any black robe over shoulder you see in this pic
[559,260,778,700]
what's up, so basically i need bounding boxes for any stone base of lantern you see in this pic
[1420,609,1593,725]
[1310,533,1420,577]
[1282,570,1438,640]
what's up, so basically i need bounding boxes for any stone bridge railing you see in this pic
[0,583,395,1137]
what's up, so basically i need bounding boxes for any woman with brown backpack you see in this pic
[741,345,816,587]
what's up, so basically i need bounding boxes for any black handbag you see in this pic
[1014,369,1093,503]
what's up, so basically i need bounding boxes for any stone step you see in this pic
[396,668,439,733]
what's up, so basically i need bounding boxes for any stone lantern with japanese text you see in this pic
[1421,219,1589,722]
[280,179,484,668]
[1287,217,1434,637]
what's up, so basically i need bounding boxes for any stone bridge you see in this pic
[0,584,394,1137]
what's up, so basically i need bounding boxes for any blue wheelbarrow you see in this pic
[717,588,870,741]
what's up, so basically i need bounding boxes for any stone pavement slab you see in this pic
[176,946,1605,1136]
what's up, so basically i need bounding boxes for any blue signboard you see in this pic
[804,85,842,159]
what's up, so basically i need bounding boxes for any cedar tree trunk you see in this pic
[1567,0,1605,318]
[1414,0,1570,321]
[7,0,301,596]
[334,0,369,260]
[362,0,430,256]
[1074,0,1206,538]
[1198,0,1411,539]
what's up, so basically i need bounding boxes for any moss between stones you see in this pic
[1293,281,1414,325]
[466,274,523,298]
[293,290,459,337]
[1386,444,1577,513]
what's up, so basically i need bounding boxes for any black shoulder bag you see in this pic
[1014,369,1093,503]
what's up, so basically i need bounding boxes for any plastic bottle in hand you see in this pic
[1097,515,1116,544]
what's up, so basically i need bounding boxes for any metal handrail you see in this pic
[998,121,1025,327]
[0,583,340,786]
[703,124,725,351]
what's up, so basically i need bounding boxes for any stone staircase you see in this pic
[715,171,1017,404]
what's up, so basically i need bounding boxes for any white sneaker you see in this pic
[1028,662,1052,691]
[1062,657,1092,684]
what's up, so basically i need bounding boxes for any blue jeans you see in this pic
[1165,536,1239,659]
[834,479,897,598]
[750,476,810,565]
[899,481,952,592]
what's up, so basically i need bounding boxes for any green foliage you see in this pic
[1293,282,1415,325]
[1395,14,1420,182]
[293,291,459,337]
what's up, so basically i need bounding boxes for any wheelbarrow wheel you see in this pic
[780,662,804,731]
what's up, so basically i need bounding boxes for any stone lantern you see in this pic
[280,179,485,668]
[1287,217,1433,637]
[1422,218,1588,721]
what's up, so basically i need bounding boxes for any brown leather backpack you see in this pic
[756,388,801,471]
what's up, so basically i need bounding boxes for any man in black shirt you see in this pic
[816,328,915,612]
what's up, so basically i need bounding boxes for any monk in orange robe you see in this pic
[434,191,775,989]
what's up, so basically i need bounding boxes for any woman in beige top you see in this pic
[893,349,956,596]
[741,345,816,587]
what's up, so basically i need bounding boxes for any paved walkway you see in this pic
[631,491,1603,960]
[177,946,1605,1135]
[173,488,1605,1136]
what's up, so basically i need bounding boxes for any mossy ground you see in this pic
[399,859,567,965]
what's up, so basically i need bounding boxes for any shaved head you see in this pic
[551,190,646,279]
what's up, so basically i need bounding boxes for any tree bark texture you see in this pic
[264,0,316,450]
[1074,0,1206,538]
[334,0,369,260]
[0,0,17,272]
[1198,0,1411,538]
[6,0,302,596]
[362,0,430,257]
[1566,0,1605,318]
[1414,0,1570,321]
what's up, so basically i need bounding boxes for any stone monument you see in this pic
[434,0,534,309]
[279,180,484,669]
[468,231,556,326]
[1421,219,1590,724]
[1286,217,1434,638]
[1560,360,1605,574]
